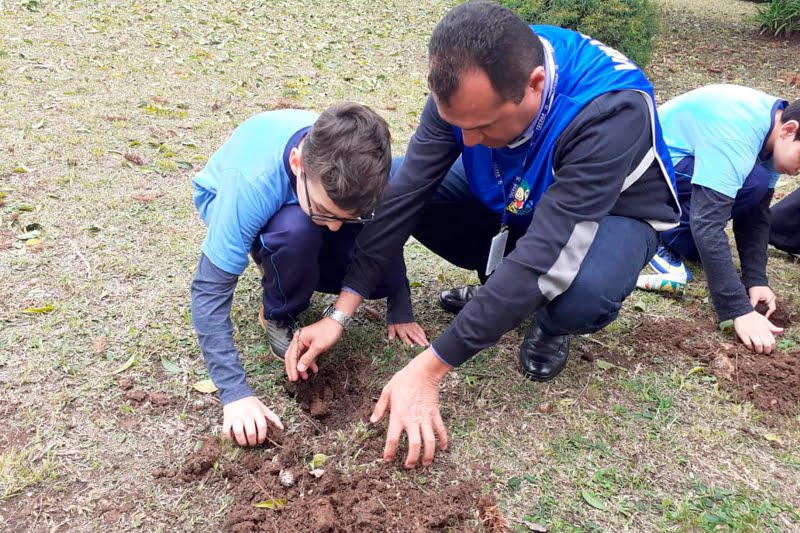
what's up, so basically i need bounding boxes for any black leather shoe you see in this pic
[438,285,480,314]
[519,320,570,381]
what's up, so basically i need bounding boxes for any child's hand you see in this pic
[387,322,429,346]
[733,311,783,354]
[222,396,284,446]
[748,286,777,318]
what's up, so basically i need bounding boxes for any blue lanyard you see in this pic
[493,37,558,228]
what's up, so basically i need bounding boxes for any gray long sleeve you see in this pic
[690,184,754,322]
[190,252,253,405]
[733,189,773,290]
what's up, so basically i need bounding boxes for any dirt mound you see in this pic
[626,317,800,415]
[157,356,490,531]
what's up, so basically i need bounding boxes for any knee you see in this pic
[544,285,622,335]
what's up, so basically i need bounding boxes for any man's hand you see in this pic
[387,322,429,346]
[733,310,783,354]
[748,285,777,319]
[222,396,284,447]
[370,348,450,468]
[284,318,342,382]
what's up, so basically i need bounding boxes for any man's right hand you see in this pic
[284,318,343,382]
[733,310,784,354]
[222,396,284,446]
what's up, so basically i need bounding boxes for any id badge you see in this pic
[485,227,509,276]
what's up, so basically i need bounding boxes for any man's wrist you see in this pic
[416,347,452,380]
[335,290,363,316]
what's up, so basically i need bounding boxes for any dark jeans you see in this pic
[661,156,772,261]
[412,158,658,336]
[770,187,800,254]
[251,159,407,321]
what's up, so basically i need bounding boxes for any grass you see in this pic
[0,0,799,530]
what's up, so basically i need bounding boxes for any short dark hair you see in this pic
[303,102,391,215]
[428,1,544,106]
[783,99,800,141]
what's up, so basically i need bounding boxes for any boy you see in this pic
[191,102,427,447]
[638,85,800,353]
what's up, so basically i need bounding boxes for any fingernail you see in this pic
[297,363,306,371]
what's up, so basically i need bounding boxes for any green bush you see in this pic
[755,0,800,38]
[498,0,660,67]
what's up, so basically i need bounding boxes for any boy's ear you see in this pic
[782,119,799,138]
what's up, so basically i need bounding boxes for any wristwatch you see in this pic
[322,304,353,330]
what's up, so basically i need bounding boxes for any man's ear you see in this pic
[528,65,546,94]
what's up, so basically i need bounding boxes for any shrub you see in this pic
[497,0,660,67]
[755,0,800,38]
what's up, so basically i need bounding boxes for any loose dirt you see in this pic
[156,357,488,531]
[624,312,800,415]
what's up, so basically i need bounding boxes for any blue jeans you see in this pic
[412,158,658,336]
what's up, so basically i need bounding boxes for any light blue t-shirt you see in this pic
[192,110,318,275]
[659,84,782,198]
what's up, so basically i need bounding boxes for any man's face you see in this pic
[773,120,800,176]
[434,67,545,148]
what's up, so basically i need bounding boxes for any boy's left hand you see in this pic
[748,286,777,318]
[387,322,429,346]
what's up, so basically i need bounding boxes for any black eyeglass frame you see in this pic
[300,168,375,224]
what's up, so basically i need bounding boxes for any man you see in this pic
[771,185,800,256]
[191,102,427,447]
[637,86,800,353]
[285,2,680,467]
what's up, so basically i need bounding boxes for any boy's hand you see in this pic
[222,396,284,446]
[733,311,783,354]
[284,318,342,382]
[387,322,429,346]
[748,285,777,318]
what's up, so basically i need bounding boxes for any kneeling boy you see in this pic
[191,102,427,446]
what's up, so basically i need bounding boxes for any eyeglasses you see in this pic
[300,168,375,224]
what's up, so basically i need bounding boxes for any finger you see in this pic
[383,412,403,462]
[387,325,396,341]
[223,419,233,442]
[233,420,247,446]
[255,415,268,445]
[261,406,285,431]
[285,331,301,382]
[431,411,449,451]
[244,418,258,447]
[766,299,777,319]
[310,361,319,374]
[749,293,760,308]
[404,421,422,469]
[297,344,323,374]
[740,333,753,351]
[751,336,764,354]
[411,327,429,347]
[768,322,784,334]
[421,421,436,467]
[370,385,391,424]
[398,328,414,346]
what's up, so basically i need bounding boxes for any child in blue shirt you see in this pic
[191,102,428,446]
[638,85,800,354]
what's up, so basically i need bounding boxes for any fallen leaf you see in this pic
[763,433,783,444]
[106,114,129,122]
[595,359,625,372]
[253,498,287,509]
[151,95,169,104]
[192,379,218,393]
[161,358,183,374]
[23,303,54,313]
[133,190,163,203]
[310,468,325,478]
[31,120,44,129]
[13,166,31,173]
[719,319,734,332]
[16,230,41,241]
[113,354,137,374]
[581,490,606,511]
[522,521,548,532]
[687,366,705,375]
[308,453,328,469]
[124,153,145,166]
[93,337,108,354]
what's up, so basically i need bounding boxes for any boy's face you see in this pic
[299,172,358,231]
[773,120,800,176]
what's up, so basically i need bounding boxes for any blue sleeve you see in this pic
[691,140,759,199]
[190,252,254,405]
[201,169,284,275]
